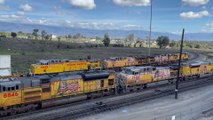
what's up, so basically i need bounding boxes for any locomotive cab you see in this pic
[0,80,22,108]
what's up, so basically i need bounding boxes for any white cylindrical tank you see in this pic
[0,55,11,76]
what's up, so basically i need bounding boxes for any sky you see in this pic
[0,0,213,34]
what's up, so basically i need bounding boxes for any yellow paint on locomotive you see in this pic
[104,58,126,69]
[0,90,22,107]
[31,60,102,75]
[174,53,188,61]
[31,63,64,75]
[180,65,191,76]
[206,63,213,73]
[84,75,115,93]
[104,58,138,69]
[183,53,189,60]
[63,61,89,72]
[22,88,42,103]
[168,54,176,62]
[140,73,153,83]
[88,60,101,69]
[191,66,200,75]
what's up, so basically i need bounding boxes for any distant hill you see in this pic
[0,21,212,41]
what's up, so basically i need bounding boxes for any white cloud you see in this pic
[206,22,213,27]
[112,0,150,6]
[0,14,23,22]
[182,0,209,6]
[17,11,25,16]
[19,4,32,12]
[0,0,5,4]
[39,18,48,24]
[202,22,213,33]
[0,5,10,11]
[0,13,141,30]
[67,0,96,10]
[180,10,210,19]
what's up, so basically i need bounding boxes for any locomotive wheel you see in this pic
[8,107,16,116]
[143,84,147,89]
[9,110,16,116]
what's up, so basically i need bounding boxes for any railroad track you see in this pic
[186,50,202,62]
[187,51,199,61]
[49,75,213,120]
[2,74,213,120]
[0,51,202,120]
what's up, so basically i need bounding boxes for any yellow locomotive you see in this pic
[30,53,189,75]
[117,60,213,92]
[0,71,115,116]
[103,57,138,69]
[31,59,101,75]
[180,61,213,77]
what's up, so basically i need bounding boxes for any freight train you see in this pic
[30,53,189,75]
[0,60,212,116]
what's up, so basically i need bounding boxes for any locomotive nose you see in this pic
[116,74,126,82]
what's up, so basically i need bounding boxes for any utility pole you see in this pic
[175,28,185,99]
[148,0,153,56]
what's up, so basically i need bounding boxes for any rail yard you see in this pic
[0,51,213,120]
[1,0,213,120]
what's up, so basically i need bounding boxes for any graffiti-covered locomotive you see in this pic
[0,71,116,116]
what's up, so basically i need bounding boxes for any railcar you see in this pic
[103,57,138,69]
[179,61,211,78]
[0,71,115,116]
[117,60,213,92]
[31,59,101,75]
[117,66,172,92]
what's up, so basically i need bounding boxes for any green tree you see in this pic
[11,32,17,38]
[127,34,135,42]
[32,29,39,40]
[41,30,47,40]
[18,31,24,35]
[169,41,176,48]
[103,33,110,47]
[73,33,81,39]
[195,44,201,49]
[49,34,52,41]
[57,36,61,49]
[156,36,170,48]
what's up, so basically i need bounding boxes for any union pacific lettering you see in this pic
[3,92,19,98]
[41,66,48,69]
[67,63,87,66]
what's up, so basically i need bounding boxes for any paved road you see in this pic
[80,84,213,120]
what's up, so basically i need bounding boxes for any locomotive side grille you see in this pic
[24,96,41,102]
[24,89,41,95]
